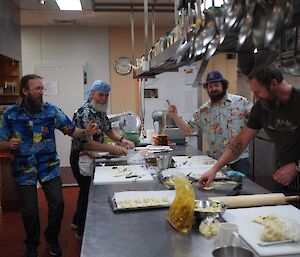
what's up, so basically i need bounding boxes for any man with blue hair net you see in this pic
[70,80,135,240]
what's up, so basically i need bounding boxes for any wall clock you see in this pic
[114,57,132,75]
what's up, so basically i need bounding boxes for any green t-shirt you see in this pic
[247,87,300,165]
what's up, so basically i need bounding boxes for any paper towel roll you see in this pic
[146,130,154,144]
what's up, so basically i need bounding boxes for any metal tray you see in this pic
[109,190,175,213]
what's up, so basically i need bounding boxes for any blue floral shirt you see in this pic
[0,102,76,185]
[188,93,252,162]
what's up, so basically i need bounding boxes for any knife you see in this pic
[258,239,294,247]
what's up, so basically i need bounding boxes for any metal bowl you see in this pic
[213,246,253,257]
[162,175,175,189]
[194,199,227,220]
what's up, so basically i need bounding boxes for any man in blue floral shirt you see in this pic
[70,80,135,240]
[0,74,98,257]
[168,70,252,176]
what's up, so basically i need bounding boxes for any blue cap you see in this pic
[86,80,111,99]
[205,70,224,84]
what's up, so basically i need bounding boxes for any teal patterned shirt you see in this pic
[188,93,252,162]
[71,100,111,152]
[0,102,76,185]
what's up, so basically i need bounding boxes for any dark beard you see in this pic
[259,91,278,111]
[209,89,226,102]
[25,95,43,113]
[259,98,278,111]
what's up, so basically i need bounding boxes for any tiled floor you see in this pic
[0,187,82,257]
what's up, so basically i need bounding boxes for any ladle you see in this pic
[252,0,270,49]
[237,0,255,49]
[264,0,284,47]
[280,29,300,76]
[201,7,216,47]
[224,0,243,30]
[193,0,206,57]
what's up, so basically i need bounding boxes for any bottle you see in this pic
[3,81,8,94]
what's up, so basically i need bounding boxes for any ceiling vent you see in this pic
[53,19,80,25]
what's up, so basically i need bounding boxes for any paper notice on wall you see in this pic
[184,91,197,113]
[43,81,58,95]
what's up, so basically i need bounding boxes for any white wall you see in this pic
[21,26,110,166]
[21,26,110,92]
[143,66,199,131]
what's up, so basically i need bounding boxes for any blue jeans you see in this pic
[228,158,250,178]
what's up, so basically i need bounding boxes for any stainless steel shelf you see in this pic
[133,1,300,79]
[133,40,181,79]
[133,31,238,79]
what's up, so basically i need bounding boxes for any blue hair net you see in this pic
[86,80,111,99]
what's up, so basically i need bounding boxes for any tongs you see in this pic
[227,182,243,196]
[213,175,244,182]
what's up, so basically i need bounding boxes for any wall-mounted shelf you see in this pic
[0,94,19,104]
[133,0,300,79]
[0,54,20,105]
[133,30,238,79]
[133,40,181,79]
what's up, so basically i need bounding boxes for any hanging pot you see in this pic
[238,48,279,76]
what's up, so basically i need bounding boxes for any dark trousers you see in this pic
[17,176,64,250]
[228,157,250,178]
[70,151,91,236]
[274,170,300,208]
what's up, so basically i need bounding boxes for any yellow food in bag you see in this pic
[167,175,195,233]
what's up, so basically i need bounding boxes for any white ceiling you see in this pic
[16,0,175,27]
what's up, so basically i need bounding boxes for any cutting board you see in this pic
[223,205,300,256]
[172,155,216,167]
[161,166,226,180]
[93,165,153,185]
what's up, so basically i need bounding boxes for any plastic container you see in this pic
[167,175,195,233]
[124,132,140,144]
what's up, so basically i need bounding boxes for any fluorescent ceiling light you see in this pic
[55,0,82,10]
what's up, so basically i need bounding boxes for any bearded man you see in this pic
[167,70,252,175]
[199,64,300,208]
[70,80,135,240]
[0,74,98,257]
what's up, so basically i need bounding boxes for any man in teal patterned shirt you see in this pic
[168,70,252,175]
[0,74,98,257]
[70,80,135,240]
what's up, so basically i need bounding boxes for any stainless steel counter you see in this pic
[81,145,271,257]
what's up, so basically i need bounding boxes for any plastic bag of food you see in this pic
[199,218,219,238]
[262,217,300,242]
[167,175,195,233]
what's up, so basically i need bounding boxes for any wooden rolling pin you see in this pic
[209,193,299,208]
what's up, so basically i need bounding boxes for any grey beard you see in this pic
[91,101,108,113]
